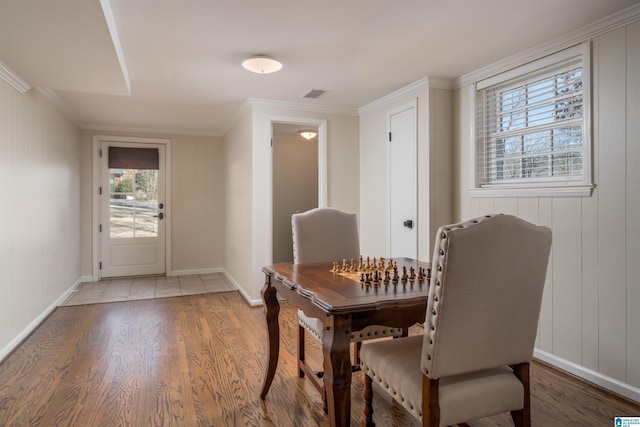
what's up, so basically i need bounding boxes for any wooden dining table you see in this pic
[259,257,431,427]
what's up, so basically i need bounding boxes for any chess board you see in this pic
[330,256,430,287]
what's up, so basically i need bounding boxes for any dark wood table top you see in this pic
[262,257,431,314]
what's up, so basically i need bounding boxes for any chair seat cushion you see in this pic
[298,309,403,345]
[360,335,525,426]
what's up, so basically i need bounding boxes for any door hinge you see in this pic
[99,224,102,232]
[99,186,102,195]
[388,132,392,142]
[99,262,102,270]
[270,138,273,147]
[99,148,102,157]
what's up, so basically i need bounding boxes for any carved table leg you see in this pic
[260,274,280,399]
[323,314,353,427]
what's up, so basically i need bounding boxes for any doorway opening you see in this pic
[266,116,327,264]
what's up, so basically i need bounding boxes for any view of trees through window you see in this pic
[494,66,583,182]
[109,168,159,238]
[476,48,586,189]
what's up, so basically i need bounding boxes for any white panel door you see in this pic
[100,141,166,277]
[389,104,417,258]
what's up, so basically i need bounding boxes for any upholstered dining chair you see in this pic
[291,207,404,405]
[360,214,552,427]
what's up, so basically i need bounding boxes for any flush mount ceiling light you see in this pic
[242,55,283,74]
[298,130,317,140]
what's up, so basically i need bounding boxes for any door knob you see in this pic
[403,219,413,229]
[153,213,164,220]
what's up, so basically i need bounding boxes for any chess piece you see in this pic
[332,261,339,272]
[401,265,408,283]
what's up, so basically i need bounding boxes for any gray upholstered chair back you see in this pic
[422,214,552,379]
[291,207,360,264]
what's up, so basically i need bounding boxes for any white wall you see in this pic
[0,82,81,358]
[453,21,640,400]
[222,111,254,303]
[79,131,225,276]
[168,134,225,272]
[359,81,453,262]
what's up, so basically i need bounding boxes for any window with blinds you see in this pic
[474,43,592,194]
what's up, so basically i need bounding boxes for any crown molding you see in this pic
[82,123,222,138]
[222,98,253,135]
[247,98,359,116]
[455,3,640,89]
[0,61,31,94]
[358,77,428,114]
[357,76,454,115]
[427,76,456,91]
[37,88,83,126]
[222,97,358,136]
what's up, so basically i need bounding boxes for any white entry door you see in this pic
[100,141,167,278]
[388,103,417,259]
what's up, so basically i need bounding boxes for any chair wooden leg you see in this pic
[422,375,439,427]
[298,324,305,378]
[362,374,375,427]
[298,324,327,412]
[353,341,362,367]
[510,363,531,427]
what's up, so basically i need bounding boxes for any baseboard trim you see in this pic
[534,348,640,403]
[169,267,261,306]
[169,267,226,276]
[221,271,262,306]
[0,276,84,364]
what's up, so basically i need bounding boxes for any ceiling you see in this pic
[1,0,638,137]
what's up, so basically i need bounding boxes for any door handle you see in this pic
[153,213,164,220]
[403,219,413,229]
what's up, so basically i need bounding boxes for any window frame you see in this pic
[470,42,594,198]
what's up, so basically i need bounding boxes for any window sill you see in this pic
[469,184,594,198]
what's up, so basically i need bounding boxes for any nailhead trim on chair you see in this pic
[298,314,403,345]
[361,363,423,419]
[298,312,325,343]
[423,214,501,378]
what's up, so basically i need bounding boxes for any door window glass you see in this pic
[108,147,160,238]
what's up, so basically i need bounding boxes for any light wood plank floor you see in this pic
[0,291,638,426]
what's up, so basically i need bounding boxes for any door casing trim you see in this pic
[265,116,327,266]
[92,135,172,281]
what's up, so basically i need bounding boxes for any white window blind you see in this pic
[475,44,590,191]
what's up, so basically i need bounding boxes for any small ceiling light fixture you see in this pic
[242,54,283,74]
[298,130,317,140]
